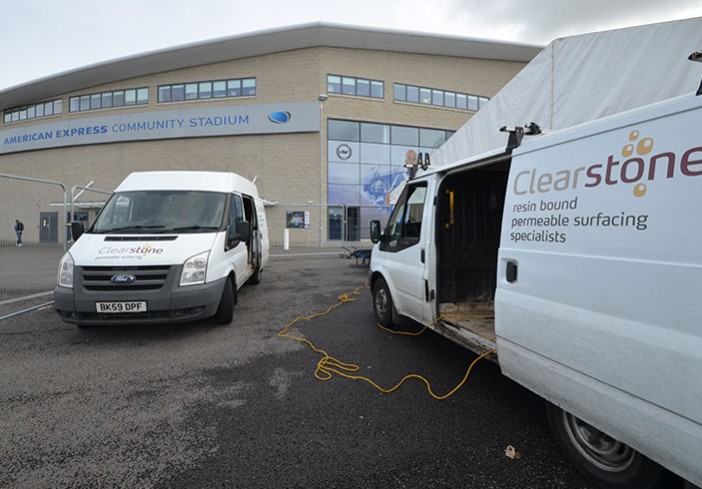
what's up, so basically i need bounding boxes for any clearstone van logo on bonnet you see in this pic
[268,111,292,124]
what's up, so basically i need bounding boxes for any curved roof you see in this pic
[0,22,542,110]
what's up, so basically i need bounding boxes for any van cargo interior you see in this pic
[436,161,510,342]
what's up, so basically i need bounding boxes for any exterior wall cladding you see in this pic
[0,46,527,246]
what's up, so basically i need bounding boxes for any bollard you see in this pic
[283,228,289,251]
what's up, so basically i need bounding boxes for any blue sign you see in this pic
[0,102,320,155]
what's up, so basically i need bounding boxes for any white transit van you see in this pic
[54,171,269,327]
[369,92,702,488]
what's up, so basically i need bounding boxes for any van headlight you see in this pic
[180,251,209,286]
[58,252,74,288]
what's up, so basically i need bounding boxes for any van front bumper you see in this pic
[53,275,227,326]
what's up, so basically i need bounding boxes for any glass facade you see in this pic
[327,119,454,240]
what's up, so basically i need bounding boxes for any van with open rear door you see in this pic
[370,91,702,488]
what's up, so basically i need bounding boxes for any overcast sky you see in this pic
[1,0,701,90]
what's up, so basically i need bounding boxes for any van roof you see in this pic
[115,171,258,196]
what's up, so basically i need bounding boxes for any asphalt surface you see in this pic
[0,253,594,489]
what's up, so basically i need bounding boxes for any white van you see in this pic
[54,171,269,327]
[369,93,702,488]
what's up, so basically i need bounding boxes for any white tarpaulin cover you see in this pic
[432,17,702,167]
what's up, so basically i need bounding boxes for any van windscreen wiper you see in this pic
[96,225,166,234]
[170,225,220,233]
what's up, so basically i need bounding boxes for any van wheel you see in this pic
[546,403,676,488]
[247,267,262,285]
[214,277,236,325]
[373,277,398,327]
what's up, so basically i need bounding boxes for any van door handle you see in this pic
[506,261,518,283]
[420,249,425,263]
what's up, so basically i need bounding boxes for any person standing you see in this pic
[14,219,24,247]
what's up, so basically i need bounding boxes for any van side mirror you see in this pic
[236,220,250,242]
[71,221,85,241]
[370,220,382,244]
[226,220,250,249]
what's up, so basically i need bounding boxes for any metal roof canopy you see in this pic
[0,22,542,110]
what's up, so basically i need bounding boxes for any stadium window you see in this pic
[185,83,198,100]
[431,89,444,106]
[213,81,226,98]
[393,82,488,112]
[327,75,384,100]
[391,125,418,146]
[90,94,101,110]
[4,97,64,123]
[227,79,241,97]
[198,81,212,99]
[157,78,255,104]
[342,77,355,95]
[124,89,137,106]
[327,75,341,93]
[468,95,478,111]
[172,84,185,101]
[420,88,431,104]
[80,95,90,111]
[113,91,125,107]
[456,93,467,110]
[357,79,370,97]
[445,92,456,108]
[394,83,406,101]
[158,86,172,103]
[361,122,390,144]
[137,88,148,105]
[242,78,256,96]
[328,119,360,142]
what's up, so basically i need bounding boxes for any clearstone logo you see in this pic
[268,111,292,124]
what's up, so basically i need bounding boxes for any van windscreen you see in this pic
[91,190,227,234]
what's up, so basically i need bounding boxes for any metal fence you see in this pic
[0,175,112,320]
[0,174,68,317]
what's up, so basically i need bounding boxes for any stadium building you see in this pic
[0,22,540,246]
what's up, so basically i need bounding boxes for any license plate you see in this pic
[95,301,147,313]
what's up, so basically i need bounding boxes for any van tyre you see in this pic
[214,277,236,325]
[546,403,676,489]
[373,277,399,327]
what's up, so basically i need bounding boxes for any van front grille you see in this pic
[79,265,172,291]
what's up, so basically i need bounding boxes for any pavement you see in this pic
[0,254,595,489]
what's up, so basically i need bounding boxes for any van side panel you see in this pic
[496,95,702,485]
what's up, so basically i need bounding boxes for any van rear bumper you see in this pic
[53,278,226,326]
